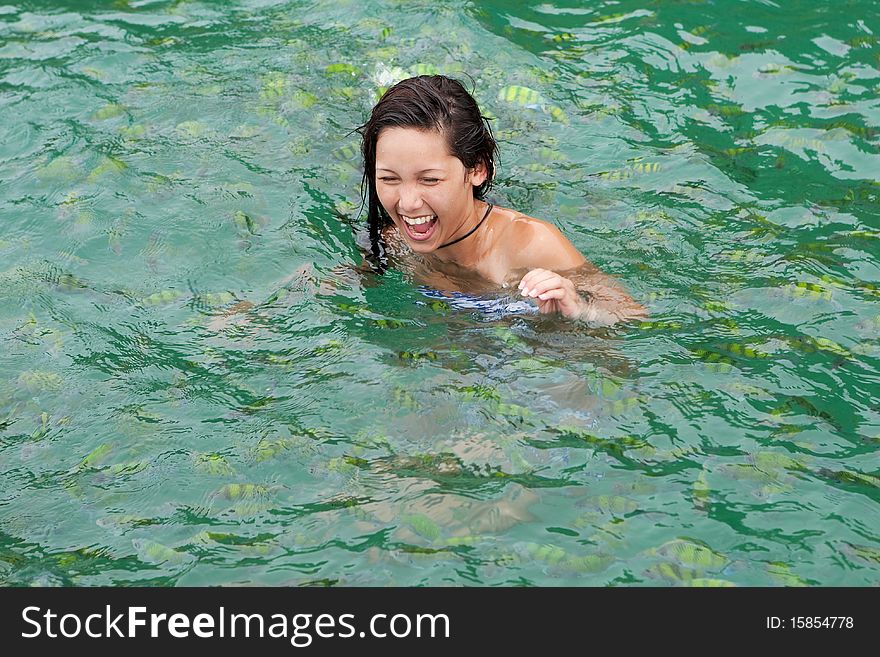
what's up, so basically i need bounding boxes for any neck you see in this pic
[432,200,490,264]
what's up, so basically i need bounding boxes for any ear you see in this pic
[468,160,489,188]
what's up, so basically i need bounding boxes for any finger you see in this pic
[537,288,565,301]
[525,276,566,298]
[537,300,556,314]
[518,268,550,291]
[520,271,561,297]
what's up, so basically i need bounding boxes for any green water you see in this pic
[1,0,878,587]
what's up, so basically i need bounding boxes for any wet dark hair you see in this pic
[357,75,498,269]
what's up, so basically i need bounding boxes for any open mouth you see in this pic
[400,214,438,241]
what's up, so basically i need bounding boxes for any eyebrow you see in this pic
[376,167,444,174]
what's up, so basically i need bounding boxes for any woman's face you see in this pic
[375,127,486,253]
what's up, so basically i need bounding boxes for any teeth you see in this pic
[402,215,435,225]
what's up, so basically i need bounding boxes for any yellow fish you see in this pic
[497,85,541,107]
[324,63,359,76]
[654,539,728,569]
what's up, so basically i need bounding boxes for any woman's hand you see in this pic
[518,268,587,318]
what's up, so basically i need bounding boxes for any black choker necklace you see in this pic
[435,203,494,250]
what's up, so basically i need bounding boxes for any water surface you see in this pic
[1,0,878,586]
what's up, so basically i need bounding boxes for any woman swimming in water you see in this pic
[358,75,646,326]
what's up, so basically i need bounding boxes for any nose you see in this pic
[397,183,424,214]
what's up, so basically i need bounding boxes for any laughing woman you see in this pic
[358,75,646,326]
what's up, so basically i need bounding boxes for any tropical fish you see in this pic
[781,281,833,301]
[324,456,363,476]
[372,318,407,329]
[253,437,298,463]
[107,222,126,255]
[687,578,736,587]
[196,291,236,308]
[721,146,755,157]
[608,397,641,414]
[701,300,730,313]
[17,370,63,393]
[769,396,837,427]
[510,356,558,374]
[716,249,764,263]
[139,289,184,306]
[102,461,149,477]
[692,469,710,511]
[524,542,568,565]
[190,531,275,556]
[194,453,235,476]
[80,443,112,469]
[324,63,360,76]
[92,103,126,120]
[828,120,875,140]
[437,535,487,547]
[455,384,501,402]
[842,542,880,566]
[291,89,318,109]
[233,210,259,235]
[630,161,662,173]
[132,539,192,566]
[851,280,880,297]
[331,142,360,162]
[717,463,780,484]
[259,73,288,100]
[402,513,441,541]
[847,35,879,48]
[215,483,276,501]
[819,468,880,489]
[637,319,683,331]
[87,156,127,182]
[644,562,702,582]
[766,561,809,586]
[313,339,344,355]
[37,156,80,181]
[523,163,554,174]
[145,36,178,47]
[491,401,533,420]
[785,335,851,358]
[596,169,634,181]
[392,386,419,410]
[558,427,647,455]
[690,348,736,372]
[715,342,770,359]
[230,124,263,140]
[397,350,439,362]
[591,12,630,24]
[29,411,51,441]
[855,315,880,332]
[706,103,745,117]
[175,121,208,138]
[377,453,462,479]
[53,271,88,293]
[497,85,542,108]
[546,105,568,123]
[96,514,157,531]
[653,539,728,569]
[561,553,615,574]
[580,495,638,515]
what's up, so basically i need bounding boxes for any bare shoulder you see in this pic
[495,208,586,272]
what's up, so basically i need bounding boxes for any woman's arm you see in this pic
[518,267,647,326]
[510,219,646,326]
